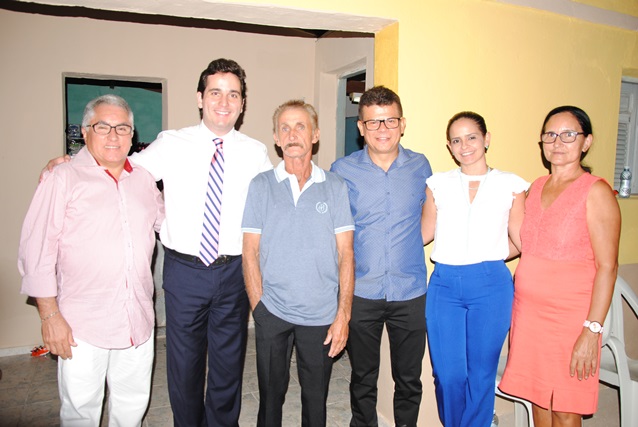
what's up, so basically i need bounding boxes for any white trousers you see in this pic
[58,333,154,427]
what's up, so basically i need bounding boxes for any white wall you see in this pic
[314,35,374,168]
[0,7,324,350]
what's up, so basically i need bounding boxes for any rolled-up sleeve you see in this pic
[18,172,67,297]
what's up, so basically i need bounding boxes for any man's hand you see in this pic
[41,313,77,360]
[39,155,70,182]
[328,230,354,358]
[324,312,349,358]
[242,232,263,310]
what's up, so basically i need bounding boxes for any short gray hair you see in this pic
[272,100,318,134]
[82,94,134,129]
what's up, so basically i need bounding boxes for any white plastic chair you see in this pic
[494,273,638,427]
[495,354,534,427]
[599,274,638,427]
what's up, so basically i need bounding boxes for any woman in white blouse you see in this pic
[421,111,528,427]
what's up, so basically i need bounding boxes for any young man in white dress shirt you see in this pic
[131,58,272,427]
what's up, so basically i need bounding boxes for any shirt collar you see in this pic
[362,144,407,168]
[199,121,235,142]
[71,146,133,183]
[123,158,133,173]
[274,160,326,184]
[72,146,96,166]
[73,146,132,173]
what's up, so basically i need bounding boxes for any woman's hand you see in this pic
[569,329,600,380]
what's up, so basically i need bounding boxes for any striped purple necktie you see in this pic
[199,138,224,266]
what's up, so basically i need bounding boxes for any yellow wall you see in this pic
[374,22,399,92]
[235,0,638,265]
[395,0,638,263]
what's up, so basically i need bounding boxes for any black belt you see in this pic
[165,247,240,266]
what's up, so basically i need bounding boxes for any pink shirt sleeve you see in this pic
[18,171,66,297]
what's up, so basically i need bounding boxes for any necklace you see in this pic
[460,166,491,194]
[460,166,491,181]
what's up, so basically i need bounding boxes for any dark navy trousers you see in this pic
[426,261,513,427]
[163,248,249,427]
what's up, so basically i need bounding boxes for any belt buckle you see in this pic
[213,255,227,266]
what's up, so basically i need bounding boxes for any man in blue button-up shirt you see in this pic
[331,86,432,427]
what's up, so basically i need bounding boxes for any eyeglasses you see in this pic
[361,117,402,131]
[86,123,134,136]
[540,131,584,144]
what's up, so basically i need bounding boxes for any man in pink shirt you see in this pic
[18,94,164,425]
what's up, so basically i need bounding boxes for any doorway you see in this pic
[343,71,367,158]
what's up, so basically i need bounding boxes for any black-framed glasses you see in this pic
[361,117,402,131]
[541,131,584,144]
[86,122,134,136]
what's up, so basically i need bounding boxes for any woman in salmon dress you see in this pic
[499,106,621,427]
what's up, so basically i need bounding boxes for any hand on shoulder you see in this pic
[39,155,71,183]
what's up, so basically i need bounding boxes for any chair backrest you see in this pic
[602,275,638,350]
[619,275,638,318]
[601,276,624,348]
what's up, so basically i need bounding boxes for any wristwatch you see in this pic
[583,320,604,334]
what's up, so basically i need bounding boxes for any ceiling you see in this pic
[7,0,637,37]
[6,0,395,37]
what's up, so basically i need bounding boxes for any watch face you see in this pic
[588,322,603,333]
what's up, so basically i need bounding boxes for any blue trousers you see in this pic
[426,261,513,427]
[163,249,249,427]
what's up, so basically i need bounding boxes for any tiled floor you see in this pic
[0,328,621,427]
[0,328,351,427]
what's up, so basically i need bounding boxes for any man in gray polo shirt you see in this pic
[242,100,355,427]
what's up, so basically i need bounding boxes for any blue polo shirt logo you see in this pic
[316,202,328,214]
